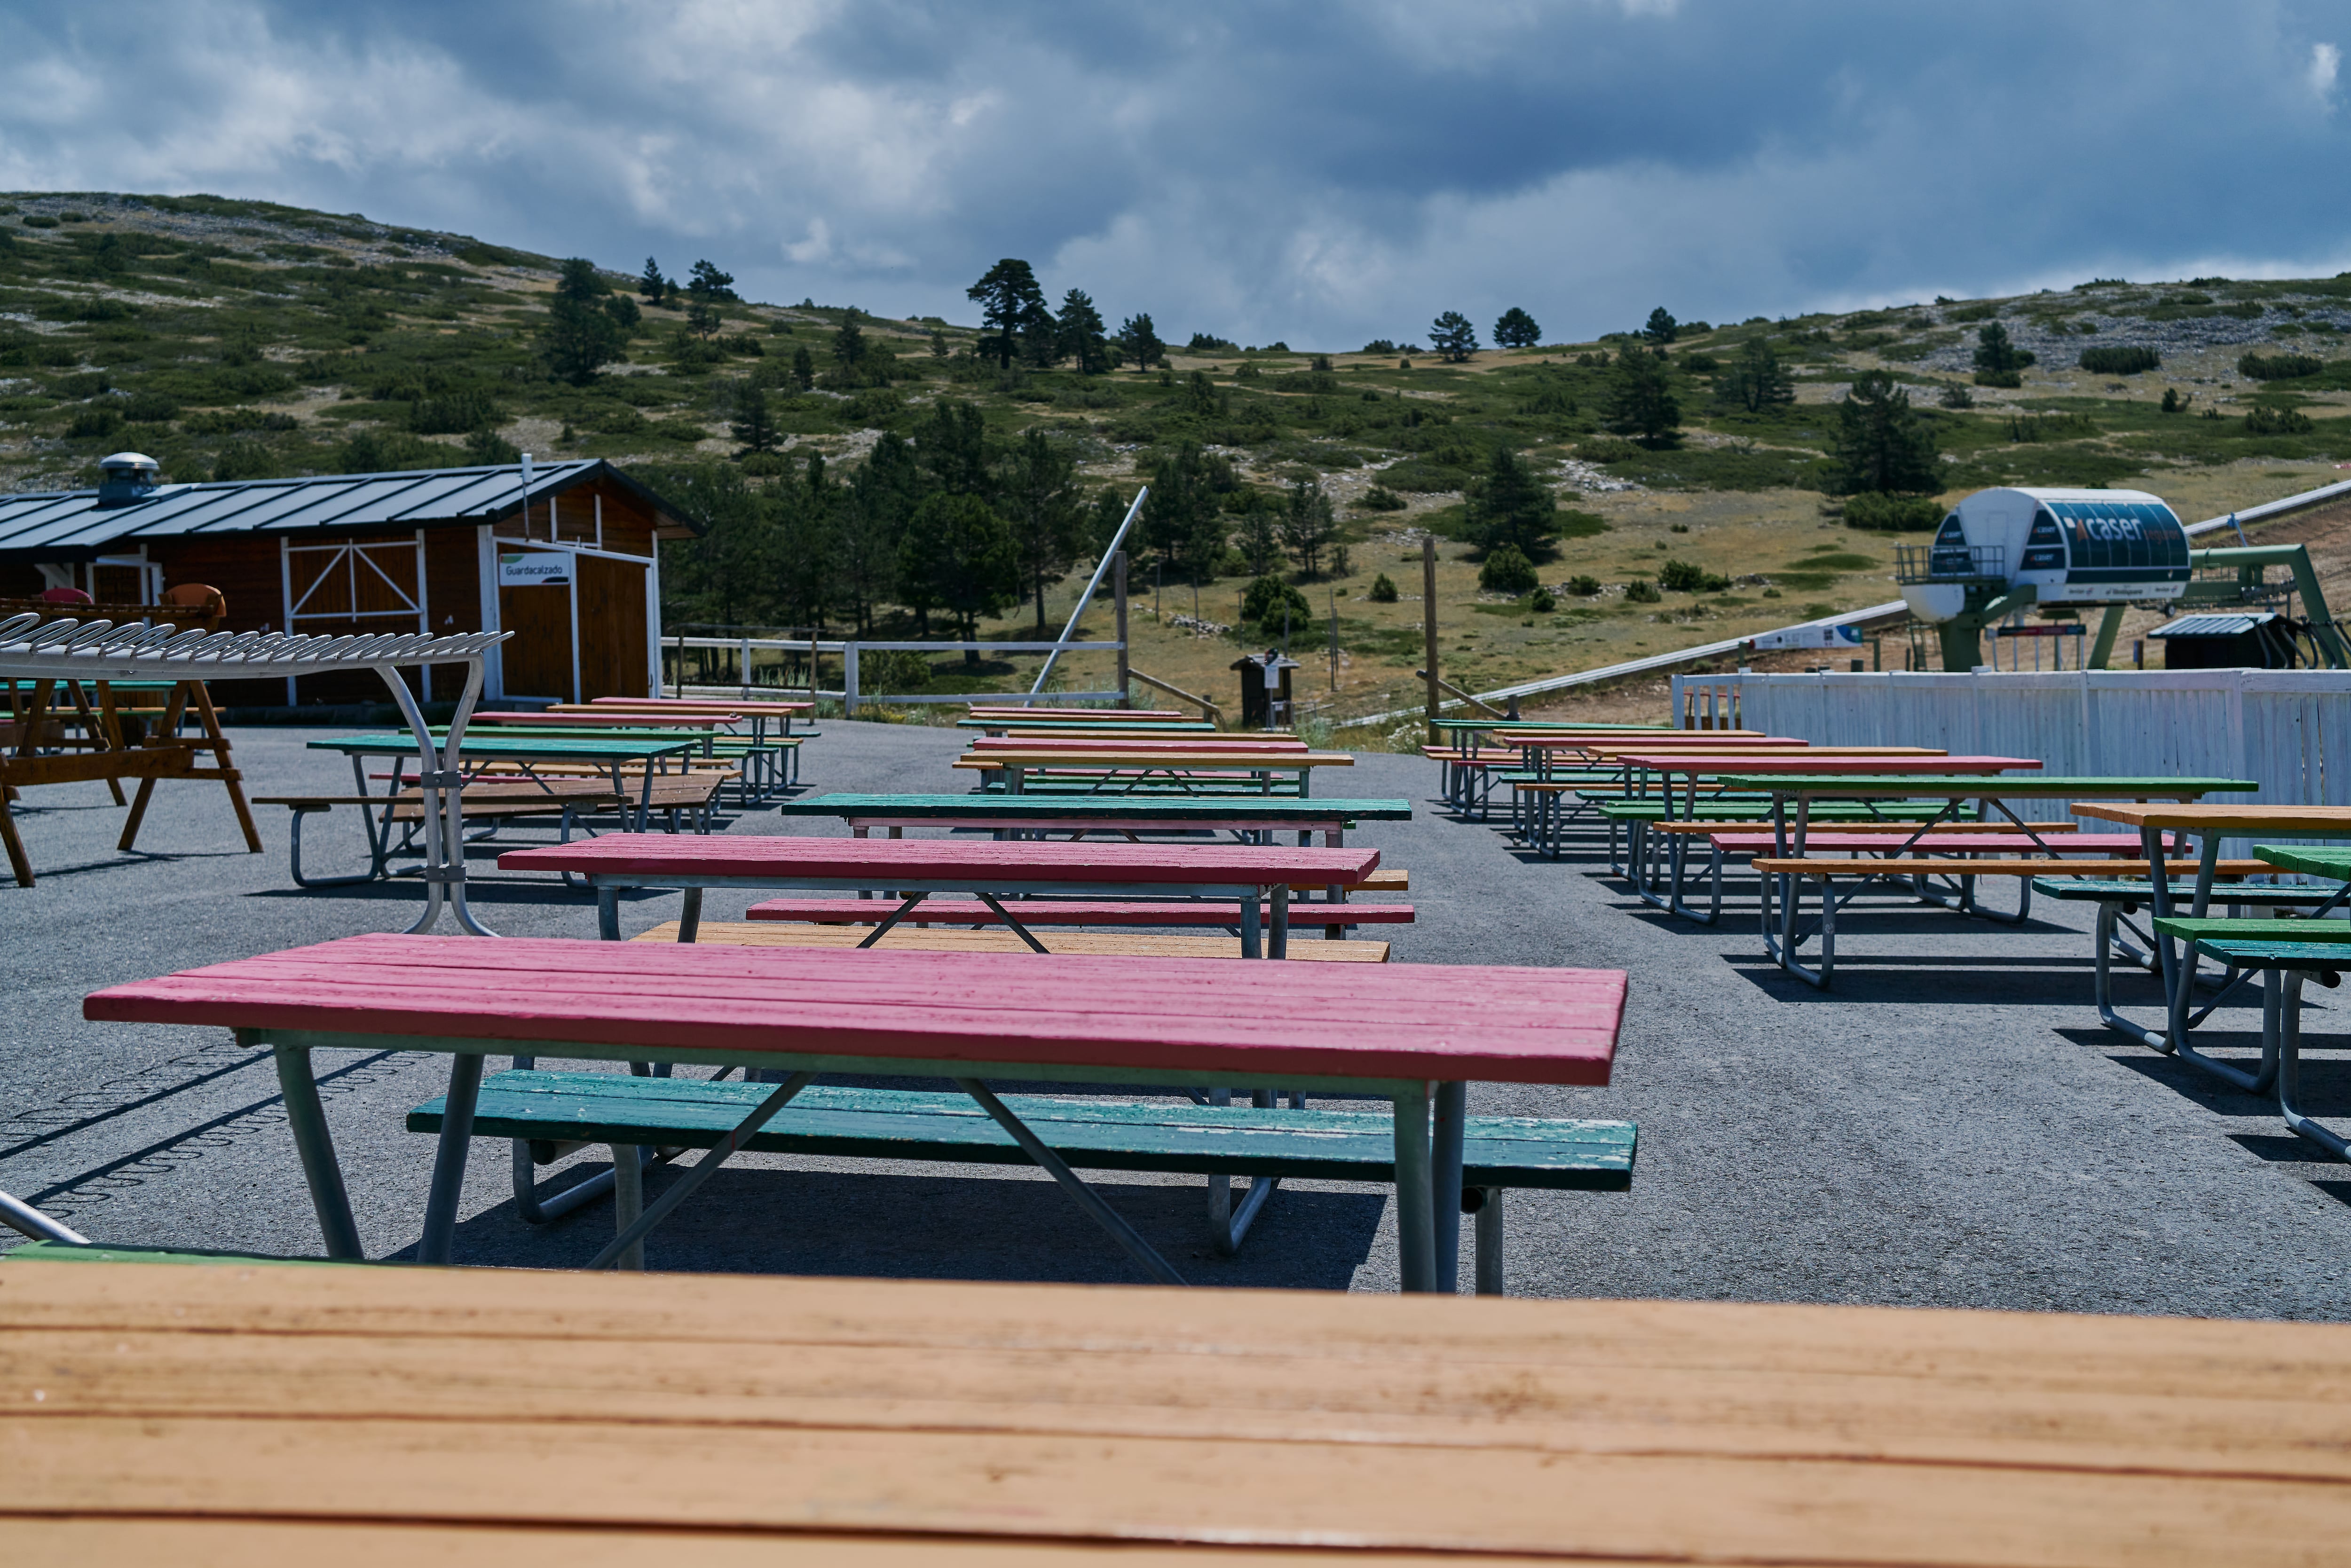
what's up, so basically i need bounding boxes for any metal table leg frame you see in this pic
[1468,1187,1505,1296]
[2280,970,2351,1158]
[586,1071,819,1271]
[1205,1087,1282,1255]
[286,804,380,889]
[1392,1081,1438,1293]
[1432,1081,1466,1293]
[268,1040,365,1260]
[416,1051,484,1266]
[958,1078,1188,1286]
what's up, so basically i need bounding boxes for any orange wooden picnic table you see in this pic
[6,1250,2345,1564]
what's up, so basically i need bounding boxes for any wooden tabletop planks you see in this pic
[82,934,1621,1084]
[1622,754,2041,774]
[2075,803,2351,832]
[497,833,1379,885]
[3,1258,2347,1564]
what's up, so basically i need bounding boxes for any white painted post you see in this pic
[844,643,860,717]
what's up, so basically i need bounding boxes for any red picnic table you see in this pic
[82,934,1626,1290]
[1615,752,2041,819]
[500,834,1378,957]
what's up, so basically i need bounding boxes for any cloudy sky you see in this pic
[3,1,2348,347]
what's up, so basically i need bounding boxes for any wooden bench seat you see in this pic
[743,897,1414,927]
[410,1067,1634,1281]
[632,920,1395,961]
[1753,857,2272,878]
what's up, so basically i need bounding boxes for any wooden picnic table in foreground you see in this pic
[6,1251,2346,1565]
[499,833,1379,956]
[82,934,1620,1288]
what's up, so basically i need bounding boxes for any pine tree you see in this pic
[1493,307,1542,348]
[686,260,737,302]
[966,259,1047,369]
[556,258,605,304]
[1114,312,1165,371]
[1430,311,1479,362]
[638,257,668,305]
[1280,478,1337,577]
[1057,288,1110,375]
[831,309,868,379]
[542,296,625,385]
[1831,370,1942,494]
[1142,441,1224,583]
[1641,307,1679,344]
[839,432,917,633]
[1602,347,1681,444]
[1721,337,1794,413]
[775,453,839,631]
[914,399,992,497]
[898,492,1020,661]
[1464,442,1559,559]
[1235,494,1282,578]
[790,346,815,391]
[731,382,778,454]
[996,428,1081,629]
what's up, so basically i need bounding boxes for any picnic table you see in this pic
[2066,805,2351,1077]
[776,791,1412,846]
[500,833,1380,957]
[82,934,1623,1290]
[309,730,702,834]
[11,1257,2347,1566]
[1713,776,2257,987]
[1,614,505,924]
[956,746,1354,796]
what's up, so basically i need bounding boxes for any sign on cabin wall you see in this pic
[498,551,570,588]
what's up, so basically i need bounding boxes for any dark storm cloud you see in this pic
[0,1,2345,344]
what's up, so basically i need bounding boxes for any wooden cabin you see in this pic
[0,454,701,706]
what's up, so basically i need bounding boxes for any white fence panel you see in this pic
[1672,670,2351,857]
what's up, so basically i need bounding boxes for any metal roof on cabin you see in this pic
[0,459,693,562]
[2147,612,2280,638]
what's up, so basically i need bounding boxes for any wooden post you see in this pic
[1112,551,1130,709]
[1421,536,1440,746]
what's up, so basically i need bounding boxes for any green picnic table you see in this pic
[308,731,703,834]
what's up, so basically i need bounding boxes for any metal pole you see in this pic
[1113,551,1129,708]
[1329,587,1338,691]
[1422,536,1440,746]
[1028,487,1147,702]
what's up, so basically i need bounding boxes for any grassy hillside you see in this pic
[3,190,2347,721]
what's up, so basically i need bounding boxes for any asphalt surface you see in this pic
[2,717,2346,1314]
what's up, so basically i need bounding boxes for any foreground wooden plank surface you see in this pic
[2,1259,2346,1564]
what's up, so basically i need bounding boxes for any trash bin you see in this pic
[1231,651,1300,730]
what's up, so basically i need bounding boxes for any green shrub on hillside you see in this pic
[1368,573,1398,602]
[1242,574,1313,632]
[1657,559,1731,593]
[2078,346,2159,374]
[2241,351,2325,380]
[1624,579,1662,603]
[1478,544,1539,594]
[2245,403,2315,435]
[1841,491,1943,530]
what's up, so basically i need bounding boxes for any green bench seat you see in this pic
[410,1069,1637,1292]
[2185,932,2351,1162]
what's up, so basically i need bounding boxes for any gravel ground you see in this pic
[2,718,2346,1313]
